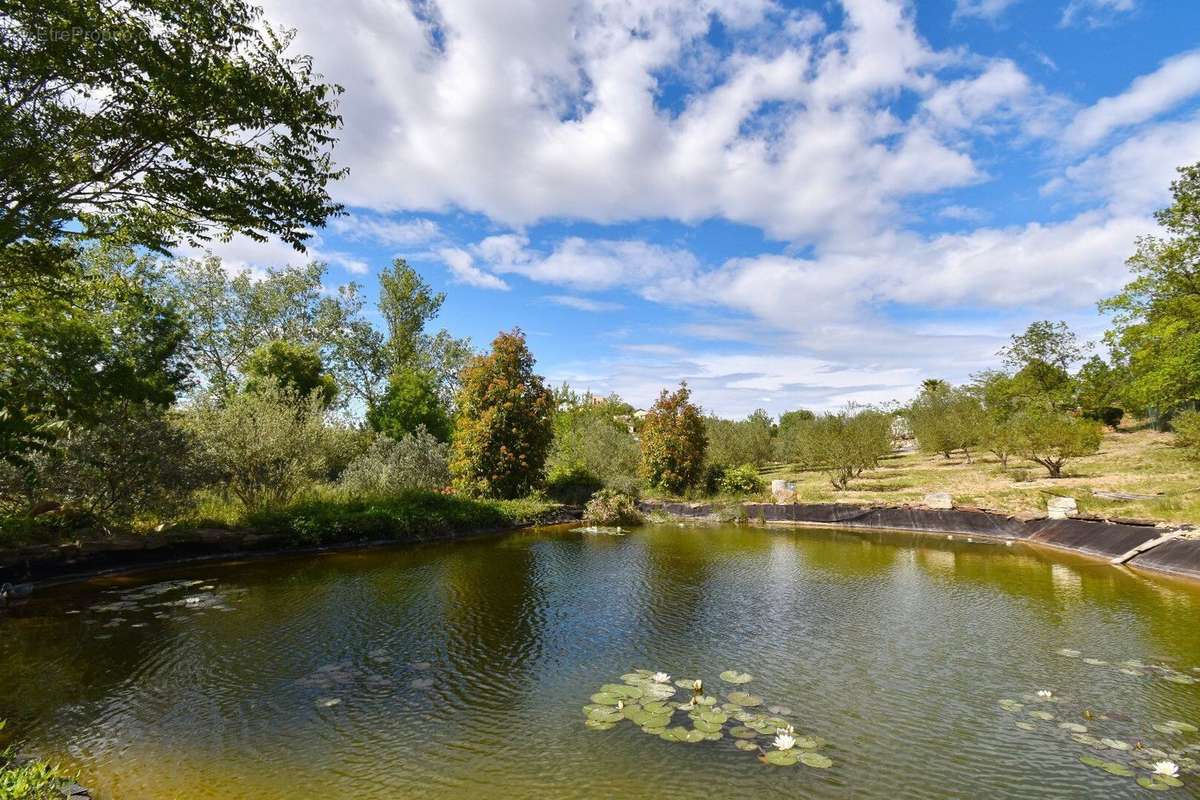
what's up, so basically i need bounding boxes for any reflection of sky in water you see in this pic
[0,524,1198,800]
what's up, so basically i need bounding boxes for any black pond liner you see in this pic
[642,501,1200,583]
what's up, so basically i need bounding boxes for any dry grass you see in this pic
[760,426,1200,524]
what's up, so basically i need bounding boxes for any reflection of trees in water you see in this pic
[795,528,903,578]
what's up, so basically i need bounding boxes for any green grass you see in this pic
[0,722,75,800]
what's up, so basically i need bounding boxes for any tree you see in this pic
[450,330,554,498]
[639,383,707,494]
[185,378,331,509]
[1100,162,1200,412]
[245,340,337,408]
[907,384,986,461]
[705,409,774,469]
[0,0,344,256]
[339,427,451,496]
[367,368,451,443]
[0,244,189,468]
[547,389,639,492]
[803,410,893,490]
[1011,410,1102,478]
[999,321,1090,409]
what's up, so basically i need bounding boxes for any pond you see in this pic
[2,524,1199,799]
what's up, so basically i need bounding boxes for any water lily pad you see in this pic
[585,719,617,730]
[767,705,793,716]
[674,678,699,689]
[641,701,670,714]
[587,707,623,723]
[1119,668,1145,677]
[1029,710,1055,721]
[1057,648,1082,658]
[316,698,340,708]
[1165,720,1198,733]
[1059,722,1088,733]
[1100,738,1131,751]
[729,726,759,739]
[1153,721,1198,735]
[1071,734,1105,748]
[720,670,754,684]
[600,683,643,699]
[727,691,763,707]
[1163,673,1198,684]
[590,692,622,705]
[699,709,728,725]
[1135,776,1177,791]
[1101,762,1135,777]
[793,736,823,749]
[1082,658,1109,666]
[1015,722,1037,732]
[693,719,723,734]
[799,752,833,769]
[763,750,799,766]
[735,740,759,752]
[999,699,1024,712]
[1079,754,1107,768]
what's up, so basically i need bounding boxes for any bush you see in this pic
[639,383,707,494]
[1011,409,1102,478]
[582,488,643,526]
[185,380,332,510]
[717,464,764,495]
[339,427,450,496]
[1172,410,1200,460]
[0,403,210,529]
[544,462,604,505]
[1082,406,1124,430]
[451,330,554,498]
[547,404,640,490]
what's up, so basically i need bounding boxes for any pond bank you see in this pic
[641,500,1200,583]
[0,506,580,590]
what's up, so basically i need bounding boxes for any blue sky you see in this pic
[194,0,1200,417]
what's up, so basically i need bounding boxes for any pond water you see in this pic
[2,524,1199,799]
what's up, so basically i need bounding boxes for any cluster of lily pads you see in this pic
[297,651,436,709]
[66,578,239,638]
[999,687,1198,791]
[582,668,834,769]
[1056,648,1200,685]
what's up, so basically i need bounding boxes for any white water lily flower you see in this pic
[776,724,795,736]
[773,733,796,751]
[1036,690,1052,699]
[1152,761,1180,778]
[616,700,624,711]
[692,679,703,692]
[653,672,670,684]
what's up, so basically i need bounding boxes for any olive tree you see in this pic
[1011,410,1102,478]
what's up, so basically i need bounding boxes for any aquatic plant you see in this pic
[580,668,835,771]
[1153,761,1180,778]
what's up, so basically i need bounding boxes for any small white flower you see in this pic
[1152,761,1180,778]
[773,733,796,751]
[653,672,671,684]
[616,700,624,711]
[776,724,795,736]
[692,679,703,692]
[1036,690,1052,699]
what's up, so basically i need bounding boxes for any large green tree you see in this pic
[0,0,344,255]
[450,330,554,498]
[367,367,451,442]
[1100,162,1200,412]
[244,340,337,408]
[0,244,189,467]
[999,321,1089,409]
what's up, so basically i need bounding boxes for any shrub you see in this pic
[639,383,707,494]
[544,462,604,505]
[547,403,640,490]
[1011,409,1102,478]
[583,488,643,526]
[1172,410,1200,460]
[0,403,210,528]
[450,330,554,498]
[339,427,450,496]
[185,380,332,510]
[1082,406,1124,430]
[718,464,764,495]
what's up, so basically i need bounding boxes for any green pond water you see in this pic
[2,524,1200,799]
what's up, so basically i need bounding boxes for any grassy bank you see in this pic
[760,427,1199,523]
[0,488,564,550]
[0,722,75,800]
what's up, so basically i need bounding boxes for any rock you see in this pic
[770,480,797,503]
[1047,496,1078,519]
[924,492,953,510]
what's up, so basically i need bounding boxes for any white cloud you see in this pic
[1060,0,1136,28]
[1063,49,1200,150]
[952,0,1022,23]
[438,247,510,290]
[258,0,1015,242]
[545,295,624,312]
[329,214,442,246]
